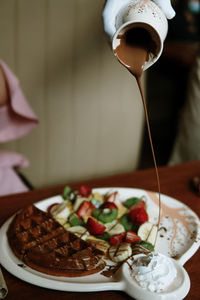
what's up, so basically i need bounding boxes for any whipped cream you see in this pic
[131,252,177,293]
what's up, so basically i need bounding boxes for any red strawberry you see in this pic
[129,208,140,222]
[100,202,117,209]
[77,201,95,218]
[136,208,148,224]
[87,217,106,235]
[79,185,92,197]
[129,207,148,225]
[110,232,126,245]
[130,200,145,210]
[125,230,140,243]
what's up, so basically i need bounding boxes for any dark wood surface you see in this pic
[1,160,200,300]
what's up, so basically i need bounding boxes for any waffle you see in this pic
[7,205,106,277]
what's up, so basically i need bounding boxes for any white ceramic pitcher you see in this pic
[111,0,169,70]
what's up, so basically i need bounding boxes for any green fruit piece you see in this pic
[92,208,118,224]
[92,208,101,219]
[63,185,74,200]
[97,232,110,241]
[140,241,154,252]
[120,213,133,231]
[120,213,139,232]
[69,213,84,227]
[100,208,118,223]
[124,197,141,208]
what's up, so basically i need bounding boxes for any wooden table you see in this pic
[0,160,200,300]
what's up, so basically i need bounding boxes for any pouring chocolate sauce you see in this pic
[114,26,161,243]
[104,0,175,245]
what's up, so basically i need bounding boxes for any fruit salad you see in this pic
[47,185,158,263]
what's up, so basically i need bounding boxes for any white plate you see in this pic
[0,187,200,293]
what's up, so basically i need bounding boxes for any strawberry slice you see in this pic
[110,232,126,245]
[130,199,146,210]
[87,217,106,235]
[79,185,92,198]
[100,202,117,209]
[105,191,121,207]
[77,201,95,218]
[125,230,140,243]
[129,207,148,225]
[129,208,140,222]
[136,208,148,224]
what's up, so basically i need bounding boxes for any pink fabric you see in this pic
[0,151,29,168]
[0,60,38,143]
[0,61,39,195]
[0,151,29,196]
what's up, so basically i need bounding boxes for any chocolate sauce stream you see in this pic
[136,77,161,246]
[114,27,161,246]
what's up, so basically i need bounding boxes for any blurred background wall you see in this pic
[0,0,145,188]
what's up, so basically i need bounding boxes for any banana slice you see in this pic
[86,236,109,254]
[107,223,125,236]
[138,222,158,245]
[53,217,66,226]
[117,204,128,219]
[63,222,71,230]
[108,242,132,262]
[105,220,117,231]
[67,226,89,240]
[51,202,72,224]
[92,192,104,202]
